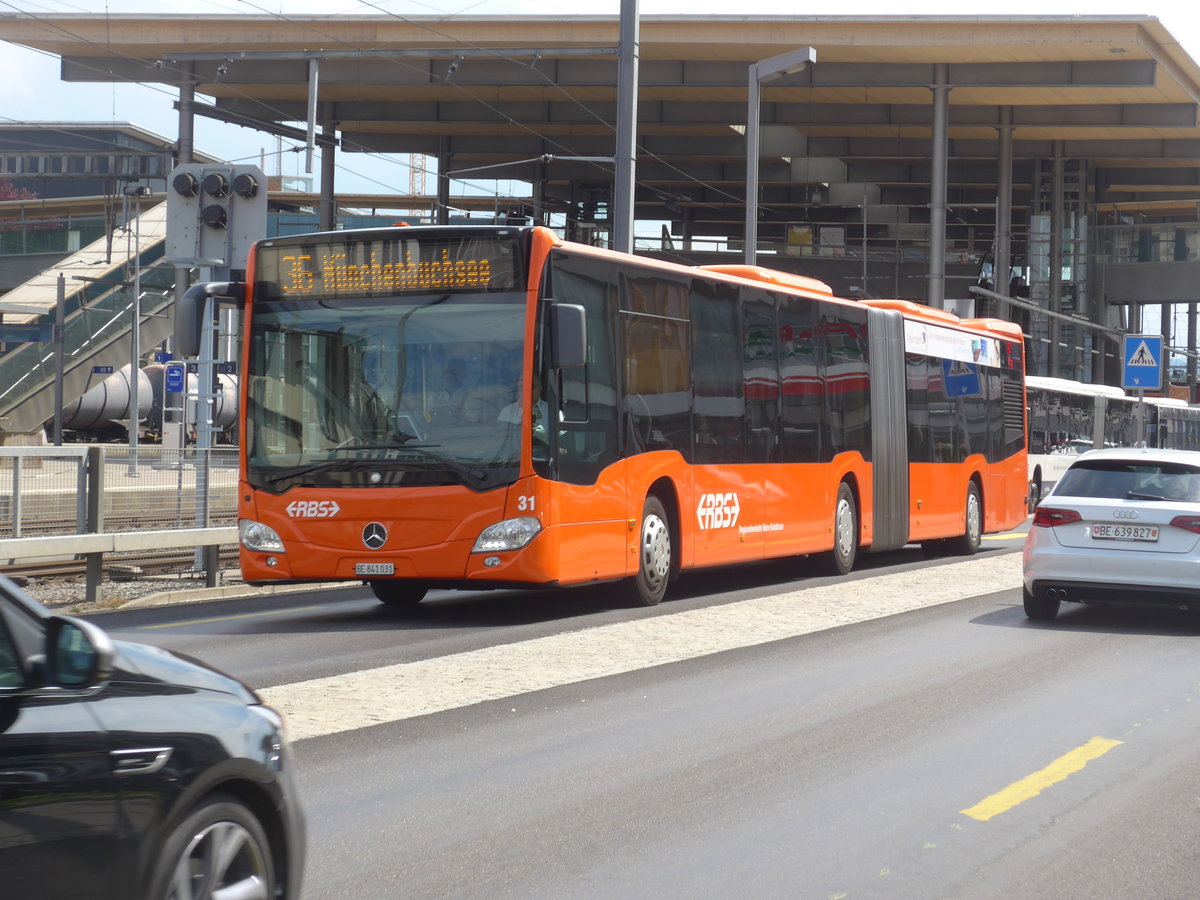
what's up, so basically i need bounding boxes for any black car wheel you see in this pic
[153,795,276,900]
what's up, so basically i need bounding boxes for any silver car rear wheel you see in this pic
[1023,585,1060,621]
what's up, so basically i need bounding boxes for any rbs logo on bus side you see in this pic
[696,492,741,530]
[286,500,341,518]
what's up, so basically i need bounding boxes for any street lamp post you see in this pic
[745,47,816,265]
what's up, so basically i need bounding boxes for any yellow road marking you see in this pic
[138,604,326,630]
[961,736,1123,822]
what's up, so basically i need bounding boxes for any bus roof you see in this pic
[696,264,834,297]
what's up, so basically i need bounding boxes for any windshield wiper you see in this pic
[395,444,489,482]
[261,456,403,483]
[1126,490,1167,501]
[263,443,490,485]
[325,442,489,481]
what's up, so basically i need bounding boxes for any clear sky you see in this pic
[2,1,1198,201]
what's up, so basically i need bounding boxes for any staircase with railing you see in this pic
[0,201,177,438]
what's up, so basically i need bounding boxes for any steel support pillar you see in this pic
[612,0,639,253]
[1189,303,1197,401]
[174,63,196,415]
[928,64,950,308]
[994,107,1014,308]
[320,119,336,232]
[533,161,546,226]
[437,138,451,226]
[1048,144,1064,376]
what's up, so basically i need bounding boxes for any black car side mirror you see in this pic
[44,616,115,689]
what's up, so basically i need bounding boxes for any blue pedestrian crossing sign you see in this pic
[1122,333,1163,391]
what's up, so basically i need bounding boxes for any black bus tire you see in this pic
[632,495,672,606]
[818,482,858,576]
[370,581,428,606]
[948,482,983,556]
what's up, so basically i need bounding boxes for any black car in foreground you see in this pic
[0,574,304,899]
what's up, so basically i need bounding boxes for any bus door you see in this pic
[537,290,629,586]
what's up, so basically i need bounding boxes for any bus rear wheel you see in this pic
[947,482,982,555]
[632,495,672,606]
[370,581,428,607]
[818,482,858,576]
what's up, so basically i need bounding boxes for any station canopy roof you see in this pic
[2,13,1200,235]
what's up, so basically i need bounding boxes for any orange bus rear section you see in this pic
[236,224,1028,601]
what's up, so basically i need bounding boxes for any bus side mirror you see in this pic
[549,302,587,369]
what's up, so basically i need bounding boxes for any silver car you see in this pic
[1023,447,1200,620]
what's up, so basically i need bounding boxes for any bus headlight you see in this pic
[239,519,285,553]
[472,517,541,553]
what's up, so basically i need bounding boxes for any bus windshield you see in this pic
[244,291,527,492]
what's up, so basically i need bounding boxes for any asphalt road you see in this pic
[91,531,1200,898]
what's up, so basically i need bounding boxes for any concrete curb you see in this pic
[120,580,353,610]
[116,528,1029,611]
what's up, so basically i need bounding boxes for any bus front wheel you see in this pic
[632,495,672,606]
[370,580,428,607]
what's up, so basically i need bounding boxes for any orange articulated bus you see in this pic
[232,224,1028,607]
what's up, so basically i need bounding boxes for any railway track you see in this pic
[1,545,240,582]
[2,512,236,537]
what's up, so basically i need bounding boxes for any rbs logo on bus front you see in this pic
[697,492,741,530]
[286,500,341,519]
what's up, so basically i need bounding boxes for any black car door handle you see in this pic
[111,747,173,775]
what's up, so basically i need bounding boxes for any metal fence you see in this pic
[0,445,238,539]
[0,444,240,604]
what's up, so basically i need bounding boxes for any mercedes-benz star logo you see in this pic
[362,522,388,550]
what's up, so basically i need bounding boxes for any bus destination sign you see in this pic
[256,233,525,300]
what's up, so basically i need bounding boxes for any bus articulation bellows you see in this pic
[233,225,1029,607]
